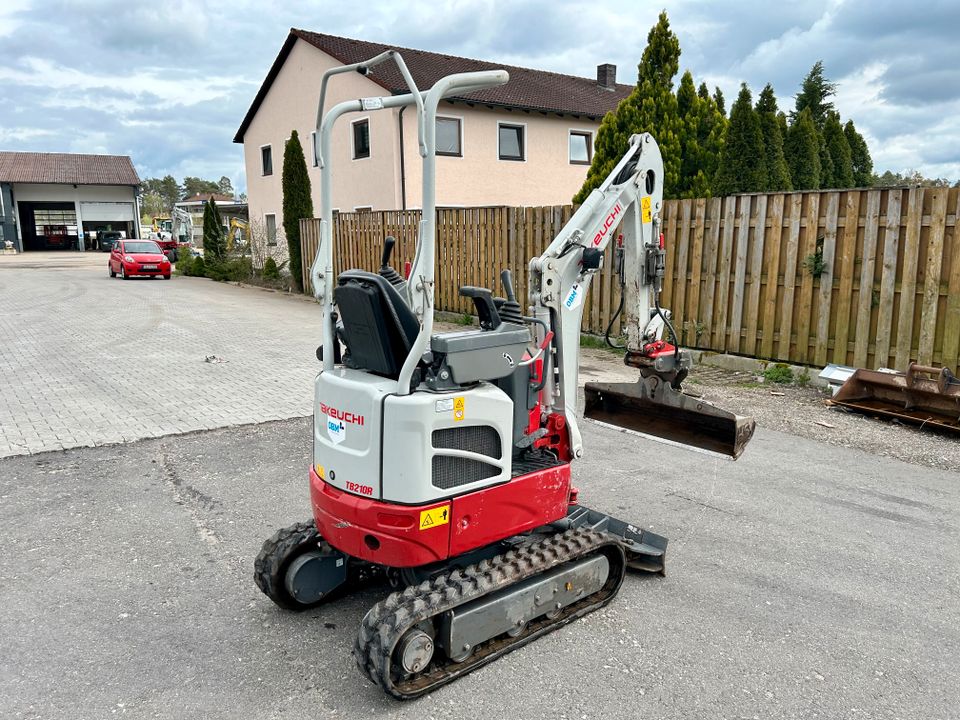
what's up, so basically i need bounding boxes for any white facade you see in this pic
[8,183,140,252]
[239,37,609,260]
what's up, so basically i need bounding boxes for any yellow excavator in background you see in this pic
[228,218,249,252]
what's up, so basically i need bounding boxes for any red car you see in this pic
[108,239,172,280]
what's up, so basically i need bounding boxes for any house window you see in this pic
[261,145,273,176]
[310,131,318,167]
[353,206,373,213]
[352,119,370,159]
[498,123,524,161]
[569,131,592,165]
[265,213,277,246]
[436,117,462,156]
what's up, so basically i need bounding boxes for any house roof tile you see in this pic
[0,151,140,185]
[234,30,633,143]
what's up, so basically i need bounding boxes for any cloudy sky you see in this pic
[1,0,957,191]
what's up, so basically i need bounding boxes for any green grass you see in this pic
[762,363,794,384]
[579,334,624,354]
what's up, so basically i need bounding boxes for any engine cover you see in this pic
[314,368,396,500]
[381,382,514,505]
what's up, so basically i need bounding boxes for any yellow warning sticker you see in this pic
[453,396,466,422]
[419,505,451,530]
[315,464,325,480]
[641,196,653,224]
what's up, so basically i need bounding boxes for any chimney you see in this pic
[597,63,617,90]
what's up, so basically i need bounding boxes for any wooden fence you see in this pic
[301,185,960,370]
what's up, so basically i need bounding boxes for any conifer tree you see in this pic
[574,11,683,201]
[202,198,226,263]
[282,130,314,292]
[676,71,726,198]
[818,131,836,188]
[713,84,766,195]
[677,70,696,119]
[755,84,791,191]
[844,120,873,186]
[713,87,726,117]
[823,111,853,188]
[785,108,821,190]
[792,60,837,128]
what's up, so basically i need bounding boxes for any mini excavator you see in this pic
[255,51,755,699]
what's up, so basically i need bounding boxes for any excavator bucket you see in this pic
[584,377,756,459]
[830,363,960,434]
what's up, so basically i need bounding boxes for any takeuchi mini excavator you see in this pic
[255,51,756,699]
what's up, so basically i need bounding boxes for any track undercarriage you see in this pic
[255,506,666,699]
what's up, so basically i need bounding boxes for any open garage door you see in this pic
[80,202,138,250]
[17,202,78,251]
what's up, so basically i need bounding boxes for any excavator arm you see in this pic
[529,133,754,459]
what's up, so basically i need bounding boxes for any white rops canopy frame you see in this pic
[309,50,508,395]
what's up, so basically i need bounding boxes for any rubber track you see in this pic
[354,527,626,699]
[254,520,382,610]
[254,520,329,610]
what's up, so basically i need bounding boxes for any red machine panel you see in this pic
[448,463,570,556]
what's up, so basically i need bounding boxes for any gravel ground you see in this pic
[578,346,959,473]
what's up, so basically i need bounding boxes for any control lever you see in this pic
[497,269,524,325]
[459,286,501,330]
[378,236,405,289]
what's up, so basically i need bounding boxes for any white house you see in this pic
[234,30,633,254]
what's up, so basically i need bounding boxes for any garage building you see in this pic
[0,151,141,252]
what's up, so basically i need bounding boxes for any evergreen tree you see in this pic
[713,87,726,116]
[574,11,684,202]
[676,71,727,198]
[823,112,853,187]
[755,84,791,191]
[282,130,314,292]
[785,108,821,189]
[792,60,836,128]
[202,198,226,263]
[677,70,696,118]
[818,130,835,188]
[713,84,766,196]
[844,120,873,186]
[217,175,234,198]
[183,177,221,199]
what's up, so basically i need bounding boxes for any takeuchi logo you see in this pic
[592,202,623,246]
[319,403,365,426]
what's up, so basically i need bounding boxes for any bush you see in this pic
[262,256,280,281]
[192,254,206,277]
[175,253,194,276]
[763,363,794,384]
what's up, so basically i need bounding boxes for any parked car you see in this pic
[98,230,122,251]
[108,239,172,280]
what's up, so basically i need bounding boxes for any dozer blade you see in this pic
[583,376,755,459]
[830,363,960,434]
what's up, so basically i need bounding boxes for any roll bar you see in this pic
[310,50,508,395]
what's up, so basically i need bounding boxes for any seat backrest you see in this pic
[334,269,420,378]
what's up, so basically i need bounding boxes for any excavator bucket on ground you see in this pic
[584,375,756,460]
[830,363,960,434]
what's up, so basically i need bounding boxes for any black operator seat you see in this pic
[334,269,420,378]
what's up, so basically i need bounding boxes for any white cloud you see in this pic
[0,0,957,185]
[0,126,57,142]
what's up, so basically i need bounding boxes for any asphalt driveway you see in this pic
[1,416,957,720]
